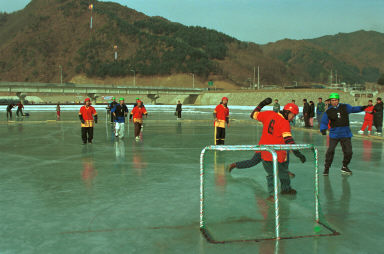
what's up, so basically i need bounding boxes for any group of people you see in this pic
[215,93,380,200]
[80,97,148,144]
[5,102,25,120]
[358,97,383,135]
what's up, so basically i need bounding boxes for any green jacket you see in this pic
[273,103,280,112]
[316,102,325,113]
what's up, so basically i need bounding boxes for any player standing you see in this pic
[320,93,367,175]
[79,98,98,144]
[213,97,229,145]
[358,100,374,135]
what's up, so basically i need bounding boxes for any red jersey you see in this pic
[253,111,292,163]
[364,106,374,121]
[131,106,147,123]
[79,106,97,127]
[214,104,229,128]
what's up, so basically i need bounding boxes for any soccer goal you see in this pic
[199,144,339,243]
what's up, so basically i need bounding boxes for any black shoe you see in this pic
[281,188,297,195]
[82,142,87,145]
[341,166,352,175]
[323,168,329,176]
[288,171,296,178]
[227,163,236,173]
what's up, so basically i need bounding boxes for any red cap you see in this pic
[84,98,91,102]
[222,97,229,101]
[137,100,142,103]
[283,103,299,115]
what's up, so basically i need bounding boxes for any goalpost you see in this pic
[199,144,338,243]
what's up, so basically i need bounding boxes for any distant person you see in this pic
[303,99,310,128]
[309,101,315,127]
[16,102,24,117]
[373,97,383,136]
[175,100,182,119]
[290,100,296,126]
[111,98,129,139]
[134,97,145,107]
[6,103,14,120]
[358,100,374,135]
[273,99,280,113]
[324,99,331,111]
[316,97,325,127]
[108,97,118,124]
[130,100,147,141]
[56,103,61,120]
[79,98,98,144]
[320,93,367,176]
[213,97,229,145]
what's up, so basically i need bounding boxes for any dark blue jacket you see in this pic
[320,103,363,138]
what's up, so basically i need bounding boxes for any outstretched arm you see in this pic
[346,104,365,114]
[283,134,306,163]
[250,97,272,119]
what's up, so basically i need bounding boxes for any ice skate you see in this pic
[358,130,364,134]
[281,188,297,195]
[341,166,352,175]
[226,163,236,173]
[323,168,329,176]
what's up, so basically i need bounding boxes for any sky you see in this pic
[1,0,383,44]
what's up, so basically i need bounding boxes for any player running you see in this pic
[79,98,98,144]
[228,98,306,198]
[213,97,229,145]
[320,93,367,175]
[111,98,129,139]
[130,100,147,141]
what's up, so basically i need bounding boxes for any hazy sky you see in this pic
[1,0,383,44]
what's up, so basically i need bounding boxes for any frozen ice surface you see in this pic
[0,109,383,253]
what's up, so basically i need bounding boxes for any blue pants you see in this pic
[235,153,292,195]
[317,113,324,127]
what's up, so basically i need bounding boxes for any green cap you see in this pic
[112,97,115,100]
[329,93,340,99]
[136,97,139,100]
[119,97,124,101]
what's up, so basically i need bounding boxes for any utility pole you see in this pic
[257,65,260,90]
[330,69,333,85]
[190,73,195,88]
[335,70,338,85]
[253,66,256,90]
[130,69,136,87]
[59,65,62,85]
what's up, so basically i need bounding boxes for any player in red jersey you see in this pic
[79,98,98,144]
[228,98,306,198]
[213,97,229,145]
[358,100,374,135]
[130,100,147,141]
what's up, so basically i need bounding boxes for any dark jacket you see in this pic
[320,103,363,138]
[303,102,310,115]
[309,103,315,118]
[373,101,383,125]
[176,103,182,112]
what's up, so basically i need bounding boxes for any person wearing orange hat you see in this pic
[79,98,98,144]
[130,100,147,141]
[213,97,229,145]
[228,98,306,199]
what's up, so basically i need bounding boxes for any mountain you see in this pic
[0,0,383,87]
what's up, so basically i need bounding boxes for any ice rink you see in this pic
[0,107,383,253]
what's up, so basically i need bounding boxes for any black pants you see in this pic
[304,114,310,127]
[215,127,226,145]
[325,137,352,169]
[373,115,383,133]
[134,122,142,137]
[16,108,23,117]
[7,110,12,120]
[81,127,94,143]
[110,112,115,123]
[177,111,181,118]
